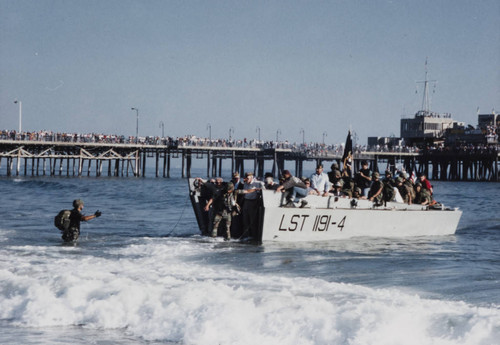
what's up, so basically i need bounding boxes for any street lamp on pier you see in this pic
[256,126,261,142]
[229,127,234,141]
[300,128,305,145]
[14,99,22,135]
[159,121,164,138]
[131,107,139,143]
[207,123,211,142]
[276,129,281,143]
[322,131,327,145]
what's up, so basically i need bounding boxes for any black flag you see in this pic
[342,130,353,177]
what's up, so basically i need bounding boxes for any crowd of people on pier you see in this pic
[2,129,497,165]
[0,129,468,155]
[194,163,436,240]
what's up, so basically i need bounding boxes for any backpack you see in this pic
[54,210,71,231]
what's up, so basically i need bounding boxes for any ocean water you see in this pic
[0,170,499,345]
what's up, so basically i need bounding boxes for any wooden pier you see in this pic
[0,140,498,181]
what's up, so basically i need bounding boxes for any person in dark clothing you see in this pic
[230,172,245,237]
[382,170,396,202]
[63,199,101,242]
[355,160,372,197]
[239,172,265,239]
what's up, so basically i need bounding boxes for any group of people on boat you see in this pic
[194,172,265,241]
[263,162,435,208]
[194,161,438,240]
[323,160,436,207]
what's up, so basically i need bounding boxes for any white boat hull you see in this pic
[188,179,462,242]
[261,191,462,241]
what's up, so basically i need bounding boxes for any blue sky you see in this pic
[1,0,498,145]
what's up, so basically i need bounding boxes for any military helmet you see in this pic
[372,172,380,178]
[226,182,234,191]
[73,199,84,208]
[396,177,403,183]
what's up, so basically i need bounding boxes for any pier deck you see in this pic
[0,140,498,181]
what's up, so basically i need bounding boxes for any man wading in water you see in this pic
[59,199,101,242]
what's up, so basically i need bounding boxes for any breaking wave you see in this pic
[1,238,498,345]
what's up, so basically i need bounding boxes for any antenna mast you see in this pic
[417,58,437,114]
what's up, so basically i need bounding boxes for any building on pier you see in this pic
[401,110,463,146]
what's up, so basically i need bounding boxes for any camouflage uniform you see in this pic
[396,177,413,204]
[414,184,433,205]
[212,184,238,239]
[368,172,384,203]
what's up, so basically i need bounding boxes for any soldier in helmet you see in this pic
[414,182,433,205]
[211,182,239,240]
[63,199,101,242]
[328,163,342,186]
[380,170,395,202]
[368,172,384,204]
[396,177,413,204]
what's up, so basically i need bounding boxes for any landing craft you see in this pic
[188,178,462,242]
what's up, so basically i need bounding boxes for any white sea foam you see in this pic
[1,239,499,345]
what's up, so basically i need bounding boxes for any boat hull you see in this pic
[261,190,461,241]
[188,179,462,242]
[261,206,461,241]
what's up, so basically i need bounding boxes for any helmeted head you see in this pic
[372,172,380,179]
[73,199,84,209]
[226,182,234,192]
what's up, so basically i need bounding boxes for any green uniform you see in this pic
[415,189,432,205]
